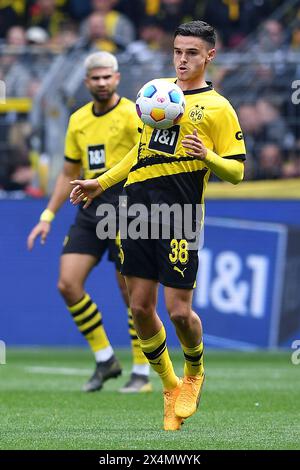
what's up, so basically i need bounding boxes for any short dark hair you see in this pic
[174,21,216,48]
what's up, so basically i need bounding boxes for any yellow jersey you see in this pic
[131,82,245,206]
[64,97,139,179]
[98,82,246,209]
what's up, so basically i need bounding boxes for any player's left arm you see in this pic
[182,101,246,185]
[182,129,244,185]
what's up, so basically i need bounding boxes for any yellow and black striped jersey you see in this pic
[64,97,139,179]
[124,82,246,208]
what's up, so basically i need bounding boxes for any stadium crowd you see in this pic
[0,0,300,194]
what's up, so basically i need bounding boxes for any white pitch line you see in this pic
[25,366,93,376]
[24,366,131,377]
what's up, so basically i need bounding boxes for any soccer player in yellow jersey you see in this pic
[70,21,246,429]
[27,52,152,394]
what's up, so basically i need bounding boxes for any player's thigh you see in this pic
[59,253,98,286]
[125,276,159,311]
[164,285,193,317]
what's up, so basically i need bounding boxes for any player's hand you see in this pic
[182,129,207,160]
[70,179,103,209]
[27,221,51,250]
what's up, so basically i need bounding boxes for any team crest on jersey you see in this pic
[109,119,121,136]
[189,105,205,123]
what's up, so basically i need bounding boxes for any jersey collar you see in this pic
[182,81,213,95]
[92,97,121,117]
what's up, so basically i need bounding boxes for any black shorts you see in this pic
[62,189,123,271]
[120,233,199,289]
[62,223,121,270]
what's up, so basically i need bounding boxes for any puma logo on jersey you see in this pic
[173,266,187,278]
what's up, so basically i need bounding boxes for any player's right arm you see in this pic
[70,142,139,208]
[27,161,81,250]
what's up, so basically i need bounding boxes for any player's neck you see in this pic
[177,78,208,92]
[93,93,120,115]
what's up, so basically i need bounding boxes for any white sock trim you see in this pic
[132,364,150,376]
[94,346,114,362]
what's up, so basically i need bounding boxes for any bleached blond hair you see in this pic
[84,52,118,74]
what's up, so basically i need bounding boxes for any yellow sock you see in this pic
[139,325,178,390]
[127,308,148,365]
[181,340,204,377]
[68,293,110,353]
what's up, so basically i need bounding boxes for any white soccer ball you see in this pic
[136,79,185,129]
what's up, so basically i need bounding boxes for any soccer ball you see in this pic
[136,79,185,129]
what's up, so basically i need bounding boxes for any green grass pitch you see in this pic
[0,349,299,450]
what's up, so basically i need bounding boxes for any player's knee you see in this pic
[57,278,79,304]
[130,303,153,322]
[168,307,191,328]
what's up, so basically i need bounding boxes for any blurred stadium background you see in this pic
[0,0,300,451]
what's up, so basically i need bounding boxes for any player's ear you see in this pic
[115,72,121,85]
[206,48,216,64]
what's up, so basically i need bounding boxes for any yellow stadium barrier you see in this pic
[206,178,300,199]
[0,97,32,113]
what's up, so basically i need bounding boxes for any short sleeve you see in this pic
[211,101,246,160]
[64,115,81,162]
